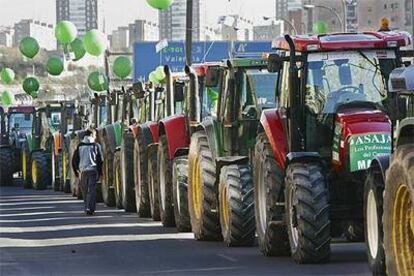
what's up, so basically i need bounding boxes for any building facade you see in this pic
[13,20,56,50]
[129,20,159,47]
[253,21,284,40]
[0,28,13,47]
[159,0,204,41]
[56,0,101,36]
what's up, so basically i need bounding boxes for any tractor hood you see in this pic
[332,107,391,172]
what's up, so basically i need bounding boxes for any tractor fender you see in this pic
[286,152,322,166]
[396,117,414,147]
[159,114,190,160]
[147,143,158,159]
[197,117,221,161]
[52,132,61,156]
[174,148,189,158]
[138,124,154,146]
[216,156,249,177]
[147,121,159,143]
[368,155,390,182]
[104,124,117,154]
[113,122,122,147]
[260,109,288,169]
[129,125,139,138]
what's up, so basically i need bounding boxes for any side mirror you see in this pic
[174,81,185,102]
[268,54,283,73]
[205,67,220,87]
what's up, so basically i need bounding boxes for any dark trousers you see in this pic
[80,170,98,212]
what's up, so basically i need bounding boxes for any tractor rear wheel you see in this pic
[31,151,51,190]
[188,132,221,241]
[22,146,32,189]
[51,144,60,191]
[172,156,191,232]
[69,138,79,197]
[253,134,290,256]
[157,135,175,227]
[114,150,123,209]
[101,137,115,207]
[364,167,385,275]
[0,147,14,186]
[285,162,331,264]
[121,133,136,212]
[134,134,151,217]
[383,144,414,276]
[219,164,255,246]
[148,151,160,221]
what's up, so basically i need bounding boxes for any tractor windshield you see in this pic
[305,50,397,114]
[245,69,278,109]
[8,113,33,131]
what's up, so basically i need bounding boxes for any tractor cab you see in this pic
[32,104,62,152]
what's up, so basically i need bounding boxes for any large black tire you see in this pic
[219,164,255,246]
[364,167,385,275]
[101,136,115,207]
[134,134,151,217]
[22,146,32,189]
[253,134,290,256]
[148,150,161,221]
[188,132,222,241]
[0,147,14,186]
[383,144,414,276]
[121,132,136,212]
[157,135,175,227]
[172,156,191,232]
[114,150,123,209]
[62,146,71,193]
[285,162,331,264]
[31,151,51,190]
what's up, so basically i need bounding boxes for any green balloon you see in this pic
[55,21,77,44]
[70,38,86,61]
[1,91,13,106]
[112,56,132,80]
[19,37,40,59]
[46,56,64,76]
[149,71,159,84]
[83,30,107,57]
[313,21,328,35]
[1,68,15,84]
[147,0,173,10]
[88,71,108,92]
[23,77,40,94]
[155,66,166,81]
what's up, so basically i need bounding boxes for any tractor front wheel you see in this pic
[253,134,290,256]
[148,151,160,221]
[383,144,414,276]
[157,135,175,227]
[134,135,151,217]
[31,151,51,190]
[121,133,136,212]
[363,167,385,275]
[0,147,14,186]
[219,164,255,246]
[22,146,32,189]
[285,162,331,264]
[172,156,191,232]
[101,137,115,207]
[188,132,221,241]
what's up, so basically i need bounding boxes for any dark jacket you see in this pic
[72,136,103,177]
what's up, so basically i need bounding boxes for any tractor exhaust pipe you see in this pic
[164,65,174,117]
[185,65,200,126]
[284,34,302,152]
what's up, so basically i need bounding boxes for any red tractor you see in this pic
[254,32,410,263]
[134,67,186,221]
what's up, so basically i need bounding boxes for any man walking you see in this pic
[72,128,103,215]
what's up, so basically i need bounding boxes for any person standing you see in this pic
[72,128,103,215]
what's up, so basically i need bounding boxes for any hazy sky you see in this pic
[0,0,275,33]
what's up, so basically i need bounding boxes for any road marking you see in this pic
[0,222,161,233]
[0,209,125,217]
[0,206,54,211]
[217,253,238,262]
[0,215,113,223]
[144,266,243,274]
[0,233,194,248]
[0,200,80,206]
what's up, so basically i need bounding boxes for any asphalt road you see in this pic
[0,182,371,276]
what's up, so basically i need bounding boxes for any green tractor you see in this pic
[23,104,62,190]
[0,106,14,186]
[365,65,414,275]
[187,57,278,246]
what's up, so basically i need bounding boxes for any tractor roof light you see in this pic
[306,44,320,51]
[387,41,398,48]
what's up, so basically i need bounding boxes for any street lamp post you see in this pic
[263,16,298,35]
[304,4,345,32]
[185,0,193,66]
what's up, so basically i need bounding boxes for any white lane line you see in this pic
[0,215,114,223]
[217,253,238,262]
[0,206,55,211]
[0,200,80,207]
[0,233,194,248]
[144,266,243,274]
[0,222,161,233]
[0,209,125,217]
